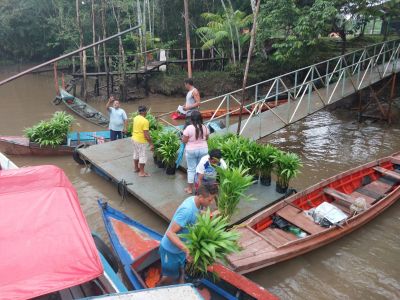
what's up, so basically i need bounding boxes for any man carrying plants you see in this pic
[106,95,128,141]
[195,149,227,191]
[157,184,218,286]
[132,106,154,177]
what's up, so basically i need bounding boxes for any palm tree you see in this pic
[196,9,252,64]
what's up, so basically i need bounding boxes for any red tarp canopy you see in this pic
[0,165,103,300]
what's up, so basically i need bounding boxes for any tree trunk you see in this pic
[76,0,87,99]
[220,0,236,65]
[111,0,127,101]
[236,0,261,135]
[101,0,108,74]
[184,0,192,78]
[91,0,100,73]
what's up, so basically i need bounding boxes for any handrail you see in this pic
[157,38,400,137]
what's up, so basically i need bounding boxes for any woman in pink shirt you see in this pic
[182,111,209,194]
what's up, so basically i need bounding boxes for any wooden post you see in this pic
[237,0,261,135]
[183,0,192,78]
[53,63,59,95]
[111,74,114,93]
[72,56,76,74]
[388,73,396,124]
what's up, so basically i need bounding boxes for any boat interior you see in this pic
[231,157,400,260]
[129,246,259,300]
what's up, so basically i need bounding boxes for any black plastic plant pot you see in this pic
[260,176,271,186]
[157,160,165,168]
[276,182,288,194]
[252,175,259,184]
[166,166,176,175]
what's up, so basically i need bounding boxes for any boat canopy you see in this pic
[0,165,103,299]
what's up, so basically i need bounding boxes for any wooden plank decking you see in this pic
[78,138,285,225]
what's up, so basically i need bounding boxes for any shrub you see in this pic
[259,144,278,178]
[273,151,302,189]
[181,209,241,278]
[158,131,180,168]
[217,166,255,220]
[24,112,74,147]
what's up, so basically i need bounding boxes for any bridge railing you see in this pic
[158,38,400,136]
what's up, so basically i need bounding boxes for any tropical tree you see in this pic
[197,10,252,63]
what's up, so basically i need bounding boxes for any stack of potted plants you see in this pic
[25,111,74,147]
[273,150,302,193]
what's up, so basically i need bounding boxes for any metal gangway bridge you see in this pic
[160,38,400,140]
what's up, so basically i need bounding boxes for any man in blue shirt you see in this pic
[106,96,128,141]
[158,184,218,285]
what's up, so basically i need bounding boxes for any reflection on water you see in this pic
[1,66,400,299]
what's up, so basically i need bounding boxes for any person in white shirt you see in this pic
[194,149,227,191]
[106,96,128,141]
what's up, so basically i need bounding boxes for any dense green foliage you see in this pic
[217,166,255,220]
[158,131,181,168]
[127,112,163,136]
[273,151,303,189]
[1,0,398,64]
[25,112,74,147]
[181,208,241,277]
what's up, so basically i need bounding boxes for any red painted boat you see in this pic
[227,153,400,274]
[171,100,288,120]
[99,200,278,300]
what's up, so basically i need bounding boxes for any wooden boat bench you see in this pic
[276,205,324,235]
[324,188,355,206]
[373,166,400,182]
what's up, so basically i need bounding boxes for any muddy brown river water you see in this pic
[1,67,399,299]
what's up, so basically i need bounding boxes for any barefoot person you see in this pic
[183,78,200,126]
[182,111,209,194]
[132,106,153,177]
[157,184,218,286]
[106,96,128,141]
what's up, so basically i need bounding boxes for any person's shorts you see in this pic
[159,245,186,279]
[132,140,147,164]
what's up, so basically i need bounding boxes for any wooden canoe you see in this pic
[227,153,400,274]
[98,200,278,300]
[59,88,109,127]
[171,99,288,120]
[0,131,110,156]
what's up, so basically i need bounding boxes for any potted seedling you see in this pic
[259,144,278,186]
[216,166,255,221]
[158,131,180,175]
[180,209,241,279]
[273,151,302,194]
[246,142,262,183]
[25,111,74,147]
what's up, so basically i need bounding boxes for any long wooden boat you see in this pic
[98,200,278,300]
[171,100,288,120]
[59,88,109,127]
[0,131,110,156]
[227,153,400,274]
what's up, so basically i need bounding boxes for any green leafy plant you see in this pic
[259,144,278,179]
[181,208,241,278]
[24,111,74,147]
[158,131,180,168]
[217,166,255,220]
[127,111,163,137]
[273,151,302,191]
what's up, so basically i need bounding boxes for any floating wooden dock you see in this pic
[78,138,285,225]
